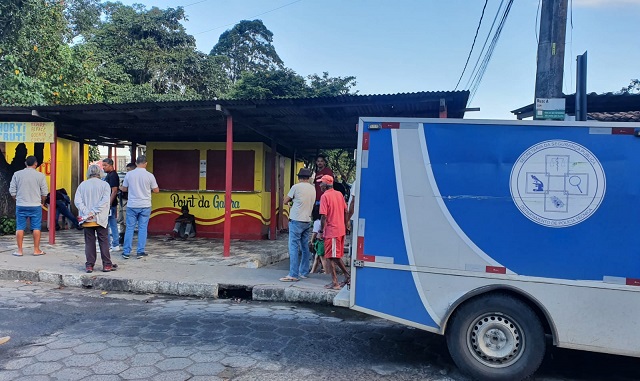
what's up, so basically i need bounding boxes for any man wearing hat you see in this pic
[280,167,315,282]
[318,174,350,290]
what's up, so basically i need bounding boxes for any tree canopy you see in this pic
[1,2,356,106]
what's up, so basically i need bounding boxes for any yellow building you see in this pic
[146,142,301,239]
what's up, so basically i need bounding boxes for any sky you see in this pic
[114,0,640,120]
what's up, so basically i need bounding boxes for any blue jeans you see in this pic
[123,207,150,255]
[56,201,79,228]
[288,220,312,278]
[107,206,119,247]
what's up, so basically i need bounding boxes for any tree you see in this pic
[620,79,640,94]
[307,72,357,97]
[88,146,101,162]
[210,20,284,83]
[229,68,307,99]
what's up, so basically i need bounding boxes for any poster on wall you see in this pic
[0,122,55,143]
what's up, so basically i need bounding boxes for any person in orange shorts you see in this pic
[318,175,350,290]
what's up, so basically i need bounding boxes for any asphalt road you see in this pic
[0,280,638,381]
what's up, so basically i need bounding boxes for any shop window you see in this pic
[152,149,200,190]
[206,150,255,191]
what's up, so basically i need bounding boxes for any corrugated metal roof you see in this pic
[511,92,640,119]
[0,91,469,155]
[588,111,640,122]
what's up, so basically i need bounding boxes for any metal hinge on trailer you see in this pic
[354,260,365,268]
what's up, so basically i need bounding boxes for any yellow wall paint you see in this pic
[5,139,76,192]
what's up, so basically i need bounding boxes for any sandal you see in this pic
[339,278,351,287]
[33,251,46,256]
[12,252,23,257]
[324,283,342,290]
[279,276,299,282]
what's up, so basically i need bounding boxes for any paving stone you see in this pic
[13,376,50,381]
[130,352,165,366]
[51,367,93,381]
[155,357,194,371]
[98,346,136,361]
[134,343,164,353]
[21,361,63,375]
[119,366,159,379]
[187,362,226,376]
[35,348,73,362]
[151,370,193,381]
[189,376,223,381]
[63,353,102,367]
[220,355,257,368]
[15,345,48,357]
[73,342,109,354]
[189,351,225,363]
[3,357,35,370]
[0,370,20,381]
[87,359,129,375]
[47,338,84,349]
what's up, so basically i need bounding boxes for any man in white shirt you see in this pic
[9,156,48,256]
[119,155,159,259]
[280,167,315,282]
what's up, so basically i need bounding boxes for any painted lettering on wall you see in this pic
[0,122,54,142]
[170,193,240,210]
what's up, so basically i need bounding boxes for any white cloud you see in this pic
[573,0,640,7]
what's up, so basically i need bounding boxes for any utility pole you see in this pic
[534,0,569,100]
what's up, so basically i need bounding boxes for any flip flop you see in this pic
[33,251,46,256]
[324,283,342,290]
[12,252,23,257]
[279,276,299,282]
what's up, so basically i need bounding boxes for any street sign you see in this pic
[535,98,566,120]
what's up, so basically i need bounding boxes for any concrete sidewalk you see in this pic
[0,230,348,306]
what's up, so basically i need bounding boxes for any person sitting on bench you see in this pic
[173,205,196,239]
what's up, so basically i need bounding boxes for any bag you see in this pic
[314,239,325,257]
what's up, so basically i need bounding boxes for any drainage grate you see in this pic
[217,284,253,300]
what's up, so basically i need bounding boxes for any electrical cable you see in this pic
[194,0,304,35]
[455,0,490,90]
[464,0,505,90]
[468,0,514,103]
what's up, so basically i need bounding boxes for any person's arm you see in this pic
[120,174,128,192]
[319,215,326,239]
[151,175,159,193]
[9,174,17,200]
[348,195,355,220]
[109,187,118,204]
[40,175,48,205]
[283,196,292,205]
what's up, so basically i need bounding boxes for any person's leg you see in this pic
[334,236,350,283]
[185,223,195,238]
[108,206,119,248]
[173,222,181,234]
[287,221,302,279]
[57,201,77,228]
[96,226,112,266]
[136,207,151,255]
[298,222,312,277]
[118,200,127,244]
[30,207,43,254]
[84,227,97,270]
[15,206,27,255]
[123,207,137,257]
[324,238,340,288]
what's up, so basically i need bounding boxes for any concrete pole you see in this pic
[534,0,569,100]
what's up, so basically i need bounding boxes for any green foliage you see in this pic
[0,216,16,235]
[324,149,356,183]
[307,72,357,97]
[88,146,100,162]
[229,68,307,99]
[620,79,640,94]
[211,20,284,83]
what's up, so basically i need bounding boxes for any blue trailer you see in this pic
[350,117,640,381]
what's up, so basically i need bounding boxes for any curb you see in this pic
[0,268,341,305]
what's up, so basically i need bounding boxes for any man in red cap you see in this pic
[318,174,350,289]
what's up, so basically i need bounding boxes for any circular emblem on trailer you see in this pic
[509,140,606,228]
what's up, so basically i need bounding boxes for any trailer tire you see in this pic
[446,294,545,381]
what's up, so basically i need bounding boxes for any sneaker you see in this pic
[86,264,93,273]
[110,245,121,252]
[136,252,148,259]
[122,253,130,259]
[102,263,117,272]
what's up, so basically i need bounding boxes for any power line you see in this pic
[468,0,515,103]
[455,0,490,90]
[194,0,304,36]
[182,0,211,7]
[464,0,505,90]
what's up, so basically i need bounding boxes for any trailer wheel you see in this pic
[446,294,545,381]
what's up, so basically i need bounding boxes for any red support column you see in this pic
[223,115,233,257]
[113,148,118,171]
[48,127,58,244]
[270,140,277,240]
[108,146,112,159]
[439,98,448,118]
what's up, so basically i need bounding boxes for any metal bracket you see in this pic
[354,260,365,268]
